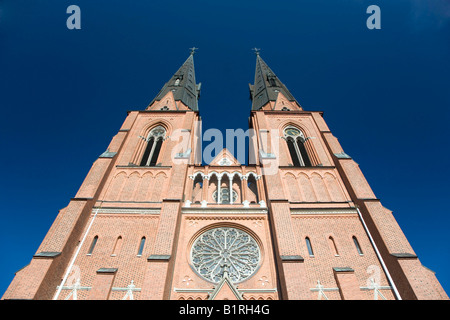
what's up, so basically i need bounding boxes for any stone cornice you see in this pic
[92,207,161,215]
[182,207,268,215]
[291,207,358,216]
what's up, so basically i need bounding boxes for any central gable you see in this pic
[209,148,241,166]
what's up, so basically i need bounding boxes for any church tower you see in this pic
[2,50,448,300]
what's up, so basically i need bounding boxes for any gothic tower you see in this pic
[2,50,448,300]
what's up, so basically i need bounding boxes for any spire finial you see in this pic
[189,47,198,55]
[252,47,261,56]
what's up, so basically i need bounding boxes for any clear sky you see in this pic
[1,0,449,298]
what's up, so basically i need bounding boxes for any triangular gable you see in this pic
[272,92,300,111]
[210,148,240,166]
[148,91,178,111]
[208,272,243,300]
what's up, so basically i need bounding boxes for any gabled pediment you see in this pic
[273,92,301,111]
[148,91,178,111]
[208,272,243,300]
[210,148,240,166]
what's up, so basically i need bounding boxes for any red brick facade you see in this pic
[2,54,448,300]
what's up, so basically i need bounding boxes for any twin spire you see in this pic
[148,48,201,111]
[148,48,301,112]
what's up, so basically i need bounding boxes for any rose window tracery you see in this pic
[190,227,261,283]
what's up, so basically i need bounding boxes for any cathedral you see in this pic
[2,50,448,300]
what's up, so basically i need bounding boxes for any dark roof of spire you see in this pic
[249,54,299,111]
[148,52,201,111]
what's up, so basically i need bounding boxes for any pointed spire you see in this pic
[249,50,300,111]
[148,48,201,111]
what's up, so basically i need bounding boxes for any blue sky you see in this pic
[1,0,449,297]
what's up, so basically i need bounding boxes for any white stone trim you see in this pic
[291,208,358,216]
[182,207,268,215]
[92,207,161,215]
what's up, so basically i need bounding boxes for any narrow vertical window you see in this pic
[88,236,98,255]
[329,236,339,256]
[111,236,123,256]
[297,139,312,167]
[305,237,314,257]
[287,138,301,167]
[149,138,163,166]
[137,237,146,256]
[191,174,203,203]
[247,175,259,203]
[140,137,154,166]
[353,236,363,255]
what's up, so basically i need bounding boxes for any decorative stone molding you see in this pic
[92,207,161,215]
[182,207,268,215]
[290,208,358,216]
[184,215,266,221]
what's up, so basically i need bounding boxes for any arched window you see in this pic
[140,126,166,166]
[353,236,363,255]
[247,174,259,203]
[87,236,98,255]
[268,77,277,87]
[305,237,314,257]
[137,237,146,256]
[191,174,203,203]
[267,73,277,87]
[174,75,183,86]
[328,236,339,256]
[284,126,312,167]
[111,236,123,256]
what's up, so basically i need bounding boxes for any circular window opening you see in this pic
[190,227,261,283]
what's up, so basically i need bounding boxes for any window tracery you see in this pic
[190,227,261,283]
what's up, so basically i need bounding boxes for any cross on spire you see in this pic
[190,47,198,55]
[249,50,300,110]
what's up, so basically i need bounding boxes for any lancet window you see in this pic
[284,126,312,167]
[140,126,166,166]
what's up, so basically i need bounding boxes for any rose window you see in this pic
[190,227,261,283]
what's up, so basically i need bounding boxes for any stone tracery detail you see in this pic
[190,227,261,283]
